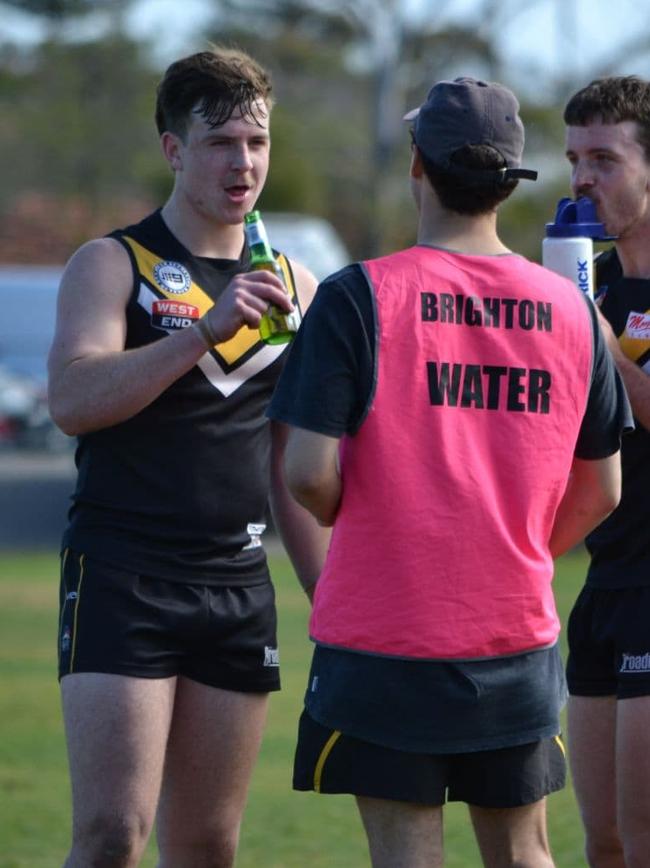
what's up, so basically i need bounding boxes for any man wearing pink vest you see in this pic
[269,77,632,867]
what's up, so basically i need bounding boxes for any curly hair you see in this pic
[564,76,650,161]
[155,44,274,140]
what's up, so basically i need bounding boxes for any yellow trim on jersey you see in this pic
[619,306,650,363]
[122,236,296,366]
[554,734,566,757]
[275,253,297,303]
[69,553,85,674]
[314,730,342,793]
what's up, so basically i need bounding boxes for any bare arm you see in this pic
[597,308,650,430]
[549,454,621,558]
[284,427,342,529]
[48,237,293,435]
[269,422,331,601]
[267,263,328,600]
[289,258,319,312]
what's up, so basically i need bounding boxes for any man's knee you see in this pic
[583,828,624,868]
[509,856,554,868]
[158,824,241,868]
[622,829,650,868]
[69,812,151,868]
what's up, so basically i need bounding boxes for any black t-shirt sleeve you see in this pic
[574,294,634,459]
[267,264,376,436]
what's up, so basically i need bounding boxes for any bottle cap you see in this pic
[545,197,611,239]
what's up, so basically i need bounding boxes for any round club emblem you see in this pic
[153,260,192,295]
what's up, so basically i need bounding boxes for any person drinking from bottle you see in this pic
[268,76,632,868]
[563,75,650,868]
[47,45,329,867]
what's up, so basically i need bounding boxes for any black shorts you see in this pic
[57,549,280,692]
[293,711,566,809]
[567,585,650,699]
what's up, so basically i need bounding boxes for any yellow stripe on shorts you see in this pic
[314,730,342,793]
[57,547,69,641]
[554,734,566,757]
[69,553,85,674]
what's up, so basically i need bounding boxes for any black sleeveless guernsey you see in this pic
[62,210,298,584]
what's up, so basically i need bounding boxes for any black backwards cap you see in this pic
[404,77,538,185]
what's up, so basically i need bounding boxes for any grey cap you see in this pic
[404,77,537,183]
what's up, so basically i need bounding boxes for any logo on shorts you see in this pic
[264,646,279,667]
[61,626,71,653]
[242,523,266,550]
[153,260,192,295]
[619,652,650,673]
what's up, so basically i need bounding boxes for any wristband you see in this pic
[196,315,218,348]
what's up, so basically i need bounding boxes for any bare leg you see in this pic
[61,673,176,868]
[356,796,444,868]
[469,798,554,868]
[155,678,269,868]
[617,696,650,868]
[568,695,624,868]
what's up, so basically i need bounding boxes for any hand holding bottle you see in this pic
[195,268,293,348]
[244,210,302,344]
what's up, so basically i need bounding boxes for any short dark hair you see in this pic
[155,45,274,141]
[418,142,519,216]
[564,75,650,161]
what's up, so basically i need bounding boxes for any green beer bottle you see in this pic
[244,210,301,344]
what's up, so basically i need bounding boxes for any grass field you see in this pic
[0,549,590,867]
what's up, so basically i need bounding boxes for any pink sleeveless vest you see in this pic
[310,246,593,659]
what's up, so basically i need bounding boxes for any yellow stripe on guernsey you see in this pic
[554,734,566,758]
[313,730,342,793]
[123,236,295,365]
[619,306,650,366]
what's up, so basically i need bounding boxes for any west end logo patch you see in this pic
[153,260,192,295]
[151,299,199,331]
[625,311,650,340]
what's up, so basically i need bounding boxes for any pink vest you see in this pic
[310,246,593,659]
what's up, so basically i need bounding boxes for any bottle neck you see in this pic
[249,241,275,266]
[245,220,275,265]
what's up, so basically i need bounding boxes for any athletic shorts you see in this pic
[293,710,566,808]
[57,549,280,692]
[567,585,650,699]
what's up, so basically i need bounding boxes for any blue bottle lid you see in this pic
[545,197,611,238]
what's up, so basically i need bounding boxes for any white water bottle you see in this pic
[543,198,606,299]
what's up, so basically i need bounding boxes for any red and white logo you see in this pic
[151,299,199,331]
[625,311,650,340]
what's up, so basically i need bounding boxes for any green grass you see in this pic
[0,549,590,867]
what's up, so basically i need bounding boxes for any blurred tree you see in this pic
[207,0,500,256]
[1,0,101,18]
[0,0,132,39]
[0,34,158,201]
[0,30,159,261]
[3,0,635,265]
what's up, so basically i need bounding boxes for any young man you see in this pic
[564,76,650,868]
[268,77,632,868]
[48,47,328,867]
